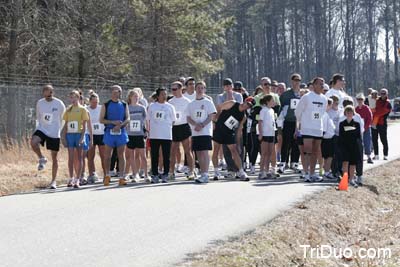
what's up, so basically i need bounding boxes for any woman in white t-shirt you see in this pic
[258,95,276,179]
[147,87,176,183]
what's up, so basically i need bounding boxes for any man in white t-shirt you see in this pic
[325,73,347,108]
[147,87,176,183]
[30,84,66,189]
[183,77,196,102]
[168,81,195,180]
[186,81,217,183]
[295,77,328,182]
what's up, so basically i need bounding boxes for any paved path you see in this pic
[1,122,399,267]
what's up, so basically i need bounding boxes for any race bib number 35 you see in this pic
[312,112,321,120]
[67,121,79,133]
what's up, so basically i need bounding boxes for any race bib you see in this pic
[256,125,260,135]
[92,123,103,135]
[42,113,53,125]
[344,126,356,132]
[153,111,165,121]
[311,111,321,121]
[175,111,182,122]
[224,116,239,130]
[130,120,141,132]
[67,121,78,133]
[290,99,299,109]
[193,109,205,121]
[110,128,121,135]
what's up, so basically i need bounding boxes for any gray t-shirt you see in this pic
[216,91,243,105]
[127,104,146,136]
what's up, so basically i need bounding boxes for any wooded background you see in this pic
[1,0,400,140]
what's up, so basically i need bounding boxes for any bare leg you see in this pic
[227,144,242,171]
[30,136,44,159]
[117,145,126,177]
[181,138,194,172]
[50,150,58,183]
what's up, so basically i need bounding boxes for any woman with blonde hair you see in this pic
[62,90,89,188]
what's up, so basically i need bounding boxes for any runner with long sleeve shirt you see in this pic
[295,77,328,182]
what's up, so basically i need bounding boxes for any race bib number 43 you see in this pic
[67,121,78,133]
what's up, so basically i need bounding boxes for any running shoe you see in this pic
[311,174,323,182]
[151,175,159,184]
[323,172,336,180]
[384,156,388,160]
[144,175,151,183]
[224,171,236,180]
[119,178,127,186]
[213,170,221,181]
[356,176,364,186]
[176,164,184,173]
[304,174,312,182]
[131,174,139,183]
[277,163,285,174]
[195,173,209,184]
[168,173,176,181]
[161,174,168,183]
[187,171,195,180]
[37,157,48,171]
[257,171,267,180]
[238,171,249,181]
[139,169,145,178]
[73,178,80,189]
[49,181,57,189]
[249,164,256,174]
[103,175,111,186]
[367,157,373,164]
[67,178,73,187]
[373,155,379,160]
[349,179,358,188]
[80,177,88,186]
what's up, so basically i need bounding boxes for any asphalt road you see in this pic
[1,122,399,267]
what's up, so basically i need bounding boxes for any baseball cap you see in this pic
[234,81,243,90]
[223,78,233,86]
[245,96,256,107]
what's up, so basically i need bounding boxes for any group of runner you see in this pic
[31,73,393,189]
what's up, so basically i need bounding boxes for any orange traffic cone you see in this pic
[338,172,348,191]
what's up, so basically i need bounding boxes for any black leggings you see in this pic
[372,125,388,156]
[150,139,172,176]
[281,121,300,164]
[247,132,260,165]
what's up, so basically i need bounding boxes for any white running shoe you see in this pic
[277,163,285,174]
[225,171,236,180]
[195,173,209,183]
[304,174,311,182]
[238,170,249,181]
[373,155,379,160]
[356,176,364,186]
[213,170,221,181]
[37,157,48,171]
[49,181,57,189]
[350,179,359,188]
[139,169,145,178]
[311,174,323,182]
[249,164,256,174]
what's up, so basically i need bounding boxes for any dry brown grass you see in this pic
[0,140,101,196]
[180,160,400,267]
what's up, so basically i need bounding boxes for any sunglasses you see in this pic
[263,83,271,86]
[292,79,301,82]
[187,83,195,86]
[380,93,387,95]
[171,87,179,91]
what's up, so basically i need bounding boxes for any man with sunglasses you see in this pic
[183,77,196,102]
[277,73,302,174]
[168,81,196,180]
[371,88,392,160]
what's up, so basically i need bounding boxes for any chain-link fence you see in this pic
[0,76,222,143]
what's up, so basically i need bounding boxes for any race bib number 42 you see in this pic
[42,113,53,125]
[67,121,79,133]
